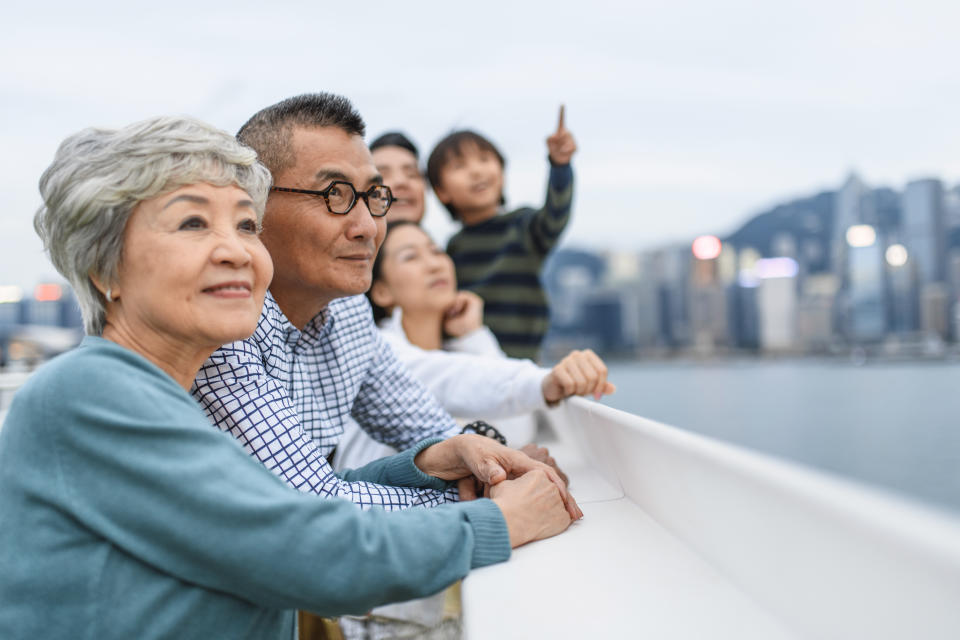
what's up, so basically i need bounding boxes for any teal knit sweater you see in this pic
[0,337,509,639]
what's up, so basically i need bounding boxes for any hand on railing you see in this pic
[489,469,576,547]
[414,433,582,546]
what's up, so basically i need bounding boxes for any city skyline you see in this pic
[542,171,960,358]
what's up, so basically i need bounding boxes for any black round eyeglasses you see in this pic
[270,180,396,217]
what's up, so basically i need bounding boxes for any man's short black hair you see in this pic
[237,93,365,175]
[426,130,506,220]
[370,131,419,160]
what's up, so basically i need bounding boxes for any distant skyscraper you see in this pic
[919,283,950,340]
[797,273,838,351]
[944,184,960,230]
[902,178,946,285]
[846,229,887,342]
[832,173,869,278]
[655,247,691,347]
[757,272,798,352]
[886,254,919,334]
[542,248,606,331]
[902,179,947,336]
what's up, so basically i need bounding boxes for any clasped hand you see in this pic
[415,434,582,546]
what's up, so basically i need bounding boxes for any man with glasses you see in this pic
[191,93,465,510]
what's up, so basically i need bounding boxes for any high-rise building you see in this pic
[832,173,869,278]
[797,273,838,351]
[901,179,947,337]
[846,226,887,342]
[654,246,691,347]
[687,236,729,353]
[757,264,798,352]
[943,184,960,231]
[902,178,946,286]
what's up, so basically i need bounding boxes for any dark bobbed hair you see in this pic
[370,131,419,159]
[367,219,424,324]
[426,130,506,220]
[237,93,365,175]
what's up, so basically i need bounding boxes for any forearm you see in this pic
[387,333,547,419]
[444,326,505,356]
[529,164,573,253]
[548,161,573,193]
[58,405,505,614]
[228,417,455,509]
[337,437,448,489]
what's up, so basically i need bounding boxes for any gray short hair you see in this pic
[237,93,365,175]
[34,115,272,336]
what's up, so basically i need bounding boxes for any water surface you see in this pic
[601,358,960,515]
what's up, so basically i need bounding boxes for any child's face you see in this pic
[434,143,504,225]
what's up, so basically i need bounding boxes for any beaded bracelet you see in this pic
[460,420,507,446]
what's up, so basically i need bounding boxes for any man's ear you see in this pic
[369,280,395,310]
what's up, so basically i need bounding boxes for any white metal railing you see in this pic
[463,397,960,639]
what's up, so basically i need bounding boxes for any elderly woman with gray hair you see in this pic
[0,116,578,639]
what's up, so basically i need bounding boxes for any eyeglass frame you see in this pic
[270,180,397,217]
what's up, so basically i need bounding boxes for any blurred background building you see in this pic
[542,172,960,360]
[0,283,83,369]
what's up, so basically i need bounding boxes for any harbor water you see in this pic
[601,358,960,516]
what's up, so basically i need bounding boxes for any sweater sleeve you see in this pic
[382,329,549,419]
[444,326,507,356]
[526,163,574,256]
[39,346,510,616]
[337,437,449,491]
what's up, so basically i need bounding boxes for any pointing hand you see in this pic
[546,104,577,165]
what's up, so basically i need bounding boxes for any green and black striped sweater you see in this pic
[447,164,573,361]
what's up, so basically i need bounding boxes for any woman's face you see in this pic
[112,182,273,350]
[373,225,457,315]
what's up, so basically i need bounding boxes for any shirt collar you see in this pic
[265,290,332,350]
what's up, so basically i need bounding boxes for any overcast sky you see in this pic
[2,0,959,289]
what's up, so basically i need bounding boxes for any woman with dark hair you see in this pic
[336,220,614,470]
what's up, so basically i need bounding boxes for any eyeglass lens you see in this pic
[326,183,355,214]
[326,182,392,216]
[366,186,392,215]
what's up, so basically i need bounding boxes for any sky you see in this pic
[2,0,959,290]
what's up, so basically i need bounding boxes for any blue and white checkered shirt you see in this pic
[191,293,460,511]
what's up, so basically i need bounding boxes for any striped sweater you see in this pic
[447,164,573,361]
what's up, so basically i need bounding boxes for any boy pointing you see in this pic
[427,107,577,360]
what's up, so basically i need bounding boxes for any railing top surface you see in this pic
[464,397,960,639]
[566,396,960,558]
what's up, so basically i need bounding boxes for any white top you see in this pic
[333,310,548,471]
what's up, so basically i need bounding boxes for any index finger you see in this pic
[446,295,467,317]
[552,471,582,519]
[556,104,565,133]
